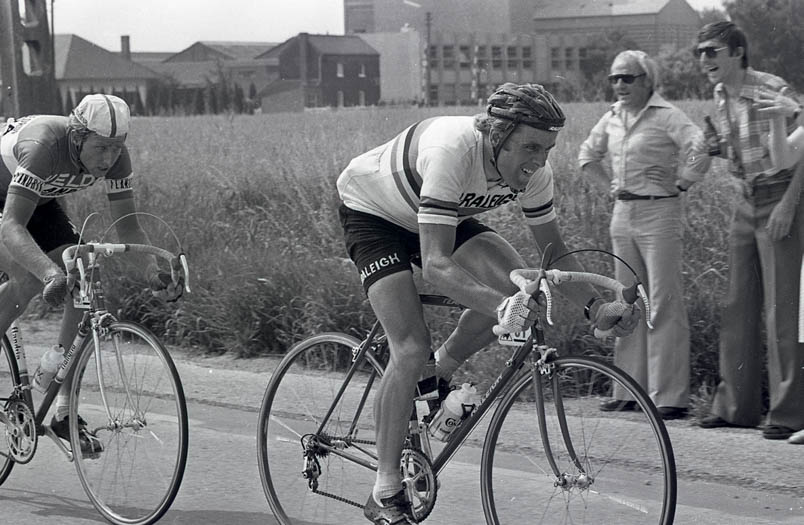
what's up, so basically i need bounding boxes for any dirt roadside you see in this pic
[10,316,804,502]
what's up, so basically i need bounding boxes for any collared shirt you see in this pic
[714,68,799,185]
[578,92,710,196]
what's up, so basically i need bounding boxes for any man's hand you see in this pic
[42,272,69,308]
[767,199,796,241]
[145,264,183,302]
[494,291,538,334]
[591,300,641,339]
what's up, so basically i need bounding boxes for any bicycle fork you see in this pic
[529,345,593,491]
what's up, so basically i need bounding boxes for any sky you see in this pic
[52,0,726,53]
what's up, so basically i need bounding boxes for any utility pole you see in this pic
[425,11,431,106]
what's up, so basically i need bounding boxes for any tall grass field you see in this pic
[64,100,739,395]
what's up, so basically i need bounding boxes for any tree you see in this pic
[725,0,804,89]
[656,47,712,100]
[578,30,640,101]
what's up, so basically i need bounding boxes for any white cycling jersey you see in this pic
[337,116,556,232]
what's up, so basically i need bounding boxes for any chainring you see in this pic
[400,447,437,522]
[4,399,37,464]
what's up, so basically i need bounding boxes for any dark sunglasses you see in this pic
[693,46,729,59]
[607,73,645,85]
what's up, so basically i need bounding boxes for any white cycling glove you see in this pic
[494,291,536,334]
[591,300,641,339]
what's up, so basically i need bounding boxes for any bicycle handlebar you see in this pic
[500,268,652,338]
[62,242,191,295]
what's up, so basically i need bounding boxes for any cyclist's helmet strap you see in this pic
[486,83,566,167]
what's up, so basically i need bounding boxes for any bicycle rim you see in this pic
[70,321,188,525]
[258,332,383,525]
[0,334,20,485]
[481,355,676,525]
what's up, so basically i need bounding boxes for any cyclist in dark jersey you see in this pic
[337,83,641,524]
[0,94,178,454]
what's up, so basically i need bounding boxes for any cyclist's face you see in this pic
[80,133,125,176]
[494,126,557,191]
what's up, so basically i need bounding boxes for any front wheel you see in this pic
[258,332,384,525]
[0,333,21,485]
[70,321,188,525]
[481,355,676,525]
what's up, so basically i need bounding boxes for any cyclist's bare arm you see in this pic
[0,193,62,281]
[528,219,604,317]
[419,222,510,317]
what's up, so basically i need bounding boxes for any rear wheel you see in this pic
[481,355,676,525]
[0,333,21,485]
[258,332,385,525]
[70,321,188,525]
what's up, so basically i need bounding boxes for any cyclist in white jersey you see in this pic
[337,83,641,524]
[0,94,180,454]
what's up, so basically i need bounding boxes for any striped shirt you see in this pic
[0,115,133,204]
[714,68,799,184]
[578,92,710,195]
[337,116,555,232]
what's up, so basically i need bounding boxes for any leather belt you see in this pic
[616,191,679,201]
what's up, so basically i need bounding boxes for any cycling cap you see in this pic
[486,83,565,132]
[73,94,130,138]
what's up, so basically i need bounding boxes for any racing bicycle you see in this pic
[257,254,677,524]
[0,240,190,525]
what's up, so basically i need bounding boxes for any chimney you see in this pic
[120,35,131,60]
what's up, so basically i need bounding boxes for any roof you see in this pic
[54,34,159,80]
[257,34,379,59]
[130,51,174,65]
[531,0,673,19]
[165,41,278,62]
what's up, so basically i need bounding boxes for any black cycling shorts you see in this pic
[0,198,80,254]
[339,203,494,292]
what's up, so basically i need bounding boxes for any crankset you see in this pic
[3,399,37,464]
[401,447,437,522]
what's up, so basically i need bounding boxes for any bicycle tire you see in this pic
[258,332,385,525]
[0,333,21,485]
[70,321,188,525]
[481,354,676,525]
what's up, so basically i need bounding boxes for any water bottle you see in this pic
[32,344,64,393]
[428,383,480,442]
[703,116,722,156]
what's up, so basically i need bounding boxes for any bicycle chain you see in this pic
[312,488,365,509]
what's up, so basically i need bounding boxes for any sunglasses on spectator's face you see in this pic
[607,74,645,85]
[694,46,729,59]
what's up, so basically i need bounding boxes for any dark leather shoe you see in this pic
[699,415,738,429]
[599,399,637,412]
[762,425,794,440]
[657,406,687,420]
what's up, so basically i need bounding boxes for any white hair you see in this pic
[612,50,661,90]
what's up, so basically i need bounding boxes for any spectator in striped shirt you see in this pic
[695,21,804,442]
[578,50,711,421]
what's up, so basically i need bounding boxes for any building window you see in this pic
[359,64,366,78]
[459,45,471,70]
[337,62,344,78]
[551,47,561,70]
[337,90,344,107]
[442,45,455,69]
[359,90,366,106]
[565,48,575,70]
[491,46,502,69]
[507,46,519,70]
[428,84,439,105]
[428,45,439,69]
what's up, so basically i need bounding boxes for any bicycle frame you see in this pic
[309,293,558,479]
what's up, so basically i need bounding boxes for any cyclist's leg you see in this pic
[366,270,430,504]
[436,231,523,369]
